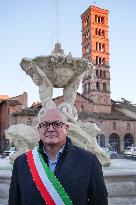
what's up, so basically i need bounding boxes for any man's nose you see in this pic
[47,124,55,131]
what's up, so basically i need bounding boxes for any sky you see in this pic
[0,0,136,106]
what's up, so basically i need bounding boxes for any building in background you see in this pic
[80,5,136,152]
[0,5,136,153]
[0,92,29,152]
[81,6,111,113]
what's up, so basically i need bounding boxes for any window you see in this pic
[86,30,89,38]
[102,58,105,65]
[96,82,100,91]
[95,15,104,24]
[84,43,90,54]
[96,69,99,77]
[98,29,101,36]
[95,15,98,22]
[83,19,86,27]
[86,16,89,24]
[96,56,98,64]
[102,44,105,52]
[103,83,106,91]
[80,105,84,112]
[99,43,102,51]
[102,30,105,37]
[95,28,98,35]
[27,118,32,126]
[96,56,104,65]
[99,57,102,64]
[83,16,89,27]
[100,70,102,78]
[96,42,98,51]
[98,16,101,23]
[101,16,104,24]
[127,122,130,131]
[103,71,106,78]
[113,122,116,130]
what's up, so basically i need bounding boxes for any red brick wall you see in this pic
[54,94,94,112]
[13,115,38,127]
[0,102,9,137]
[11,92,28,109]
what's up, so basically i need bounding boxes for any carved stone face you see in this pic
[54,67,73,87]
[32,73,41,85]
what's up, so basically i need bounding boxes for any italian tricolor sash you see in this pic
[26,147,73,205]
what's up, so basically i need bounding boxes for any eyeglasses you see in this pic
[38,121,65,129]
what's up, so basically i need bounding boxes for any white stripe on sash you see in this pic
[32,147,65,205]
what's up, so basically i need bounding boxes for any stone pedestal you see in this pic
[104,169,136,205]
[0,170,11,205]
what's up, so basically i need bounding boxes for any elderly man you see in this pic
[9,108,108,205]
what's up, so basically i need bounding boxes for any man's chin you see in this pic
[44,138,58,145]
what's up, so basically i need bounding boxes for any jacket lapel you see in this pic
[55,143,78,182]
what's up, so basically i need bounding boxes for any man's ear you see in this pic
[65,124,69,132]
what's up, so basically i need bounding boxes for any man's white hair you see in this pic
[38,107,68,123]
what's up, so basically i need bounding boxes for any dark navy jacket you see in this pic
[9,138,108,205]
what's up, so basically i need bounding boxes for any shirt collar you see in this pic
[42,144,65,162]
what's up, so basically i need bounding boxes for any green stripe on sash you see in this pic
[38,148,73,205]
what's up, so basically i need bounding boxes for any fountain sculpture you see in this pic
[5,43,110,166]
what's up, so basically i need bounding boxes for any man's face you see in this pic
[38,109,69,146]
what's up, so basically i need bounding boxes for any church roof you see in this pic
[112,99,136,113]
[0,99,21,106]
[12,108,40,116]
[7,99,21,106]
[78,111,136,121]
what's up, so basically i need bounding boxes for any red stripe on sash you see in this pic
[27,150,55,205]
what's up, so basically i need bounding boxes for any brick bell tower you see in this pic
[81,5,111,113]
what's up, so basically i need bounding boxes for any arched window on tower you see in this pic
[103,82,106,91]
[98,16,101,23]
[86,16,89,24]
[95,28,98,35]
[102,44,105,52]
[86,43,90,53]
[98,29,101,36]
[101,16,104,24]
[83,19,86,27]
[95,15,98,23]
[100,70,102,78]
[103,70,106,78]
[96,82,100,91]
[102,58,105,65]
[99,57,102,64]
[102,30,105,37]
[96,42,98,51]
[86,30,89,38]
[96,69,99,78]
[99,43,102,51]
[96,56,98,64]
